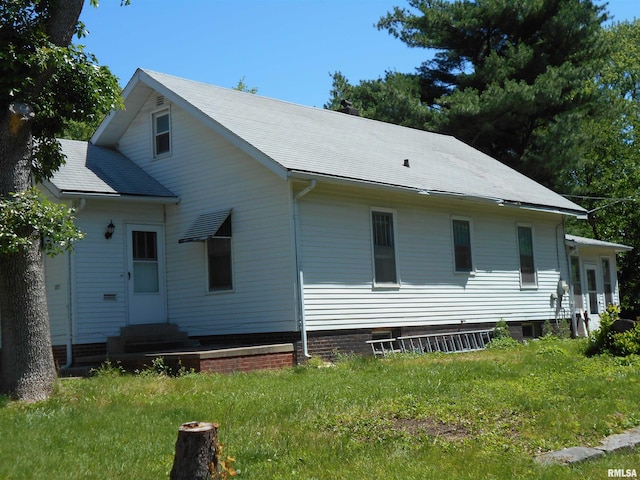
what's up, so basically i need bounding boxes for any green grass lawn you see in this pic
[0,338,638,479]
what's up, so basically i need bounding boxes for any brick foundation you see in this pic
[200,351,294,373]
[45,320,541,373]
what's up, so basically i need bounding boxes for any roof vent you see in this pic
[156,95,165,107]
[403,159,410,168]
[338,99,360,116]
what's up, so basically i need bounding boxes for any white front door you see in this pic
[585,263,601,330]
[126,224,167,325]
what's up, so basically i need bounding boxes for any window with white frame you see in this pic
[207,215,232,291]
[371,210,397,285]
[570,256,583,309]
[601,257,613,306]
[452,218,473,272]
[152,109,171,157]
[517,225,537,287]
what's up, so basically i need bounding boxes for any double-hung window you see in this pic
[153,109,171,157]
[517,225,537,287]
[207,215,233,291]
[601,258,613,305]
[570,256,583,309]
[371,210,398,285]
[452,218,473,273]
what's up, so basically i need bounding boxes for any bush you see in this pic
[488,319,520,349]
[585,304,640,357]
[493,319,511,339]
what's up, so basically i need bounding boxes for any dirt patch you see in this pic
[392,417,470,440]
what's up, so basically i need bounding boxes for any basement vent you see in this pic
[156,95,165,107]
[103,294,117,301]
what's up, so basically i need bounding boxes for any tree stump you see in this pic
[170,421,219,480]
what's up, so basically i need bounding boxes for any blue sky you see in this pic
[79,0,638,109]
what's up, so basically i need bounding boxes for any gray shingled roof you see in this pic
[565,234,632,252]
[47,138,177,200]
[94,68,586,215]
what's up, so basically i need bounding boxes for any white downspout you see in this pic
[61,198,85,369]
[293,180,316,358]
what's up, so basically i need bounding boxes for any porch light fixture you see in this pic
[104,220,115,239]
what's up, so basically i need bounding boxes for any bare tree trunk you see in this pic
[170,422,219,480]
[0,105,56,401]
[0,245,56,401]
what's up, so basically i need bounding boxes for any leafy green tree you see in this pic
[566,20,640,317]
[0,0,122,401]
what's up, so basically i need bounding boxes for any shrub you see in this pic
[493,319,511,339]
[488,319,520,349]
[542,318,570,339]
[585,304,640,357]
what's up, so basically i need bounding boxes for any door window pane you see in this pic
[132,231,159,293]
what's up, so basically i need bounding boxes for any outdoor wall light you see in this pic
[104,220,115,239]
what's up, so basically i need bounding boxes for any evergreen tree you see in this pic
[328,0,610,191]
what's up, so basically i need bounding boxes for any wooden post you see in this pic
[170,422,219,480]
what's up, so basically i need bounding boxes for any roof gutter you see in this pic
[58,192,180,204]
[288,170,586,217]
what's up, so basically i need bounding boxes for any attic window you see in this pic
[152,109,171,157]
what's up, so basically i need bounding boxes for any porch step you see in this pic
[106,323,200,354]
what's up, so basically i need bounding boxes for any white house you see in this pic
[35,69,629,366]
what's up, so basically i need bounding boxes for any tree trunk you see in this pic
[0,0,85,401]
[0,105,56,402]
[170,422,219,480]
[0,245,56,401]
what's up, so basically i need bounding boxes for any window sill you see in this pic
[206,288,234,295]
[372,283,401,291]
[454,270,476,276]
[153,151,172,160]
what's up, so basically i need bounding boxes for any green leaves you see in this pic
[1,1,123,179]
[0,188,84,257]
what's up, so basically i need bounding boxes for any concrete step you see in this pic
[107,323,199,354]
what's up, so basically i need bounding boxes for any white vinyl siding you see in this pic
[299,184,568,331]
[44,250,69,346]
[118,94,296,336]
[67,201,165,344]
